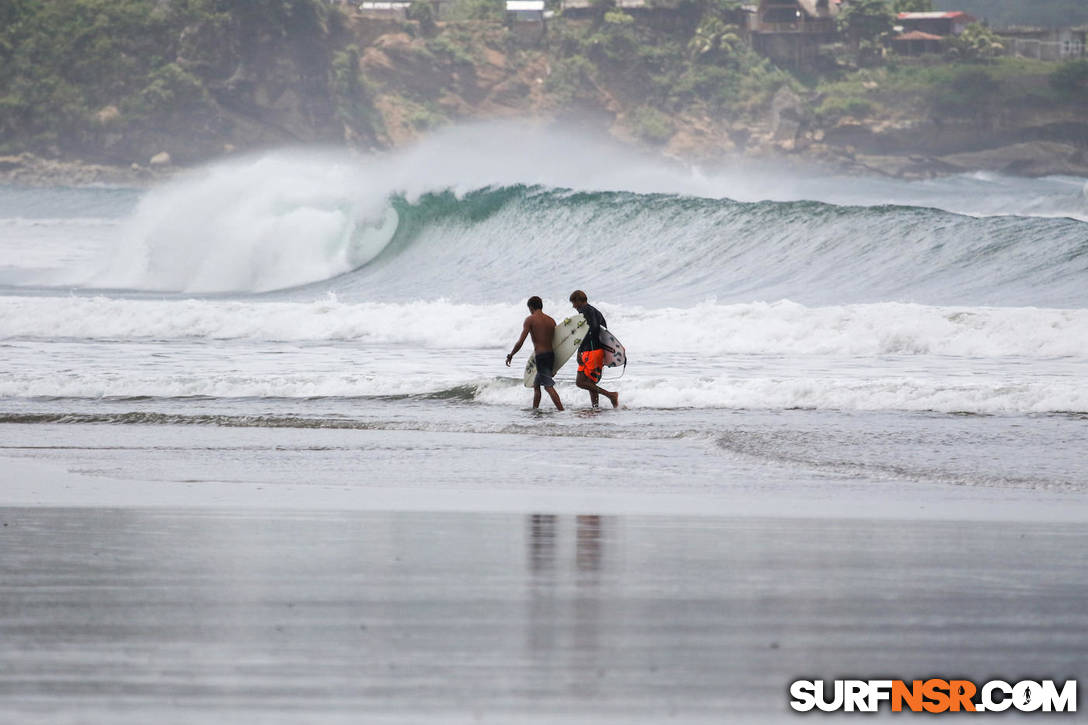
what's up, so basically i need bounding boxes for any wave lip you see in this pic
[322,183,1088,308]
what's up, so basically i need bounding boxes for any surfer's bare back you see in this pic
[506,296,564,411]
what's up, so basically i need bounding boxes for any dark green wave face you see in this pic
[314,184,1088,308]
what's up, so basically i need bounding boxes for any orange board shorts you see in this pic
[577,349,605,383]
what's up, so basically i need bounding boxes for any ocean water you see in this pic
[3,125,1088,722]
[1,125,1087,503]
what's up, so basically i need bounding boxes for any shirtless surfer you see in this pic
[506,296,564,411]
[570,290,619,409]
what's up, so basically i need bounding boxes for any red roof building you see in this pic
[897,11,976,36]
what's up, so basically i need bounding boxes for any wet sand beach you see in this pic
[2,452,1086,723]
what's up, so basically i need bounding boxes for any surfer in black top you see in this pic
[570,290,619,409]
[506,296,564,411]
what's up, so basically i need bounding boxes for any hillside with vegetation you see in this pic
[2,0,1087,183]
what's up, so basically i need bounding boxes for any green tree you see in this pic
[0,0,175,149]
[584,9,639,63]
[0,0,380,158]
[837,0,895,47]
[948,22,1004,62]
[893,0,934,13]
[931,67,998,117]
[1049,59,1088,93]
[449,0,503,21]
[630,105,674,145]
[693,0,742,18]
[688,18,742,63]
[688,0,743,63]
[407,0,437,33]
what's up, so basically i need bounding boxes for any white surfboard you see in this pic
[523,315,626,388]
[523,314,587,388]
[599,327,626,369]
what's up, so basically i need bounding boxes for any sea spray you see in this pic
[87,154,399,292]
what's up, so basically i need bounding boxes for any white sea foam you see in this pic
[1,366,1083,415]
[0,371,459,400]
[86,156,399,293]
[473,376,1088,415]
[4,292,1084,413]
[3,295,1087,359]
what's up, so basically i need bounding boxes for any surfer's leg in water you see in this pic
[576,353,618,409]
[545,385,564,411]
[532,352,563,410]
[576,350,617,407]
[576,372,618,408]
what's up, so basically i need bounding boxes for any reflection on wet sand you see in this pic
[527,514,604,573]
[526,514,607,695]
[575,515,602,573]
[527,514,558,655]
[529,513,557,573]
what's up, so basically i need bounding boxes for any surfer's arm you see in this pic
[506,319,530,366]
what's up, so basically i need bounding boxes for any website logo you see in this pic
[789,679,1077,713]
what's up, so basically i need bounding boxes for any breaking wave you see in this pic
[16,124,1082,306]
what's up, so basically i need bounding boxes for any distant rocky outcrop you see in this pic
[0,154,165,187]
[938,141,1088,177]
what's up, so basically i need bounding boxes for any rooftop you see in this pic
[898,11,973,21]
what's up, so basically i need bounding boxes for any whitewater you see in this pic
[1,122,1087,496]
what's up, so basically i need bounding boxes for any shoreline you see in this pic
[5,439,1088,523]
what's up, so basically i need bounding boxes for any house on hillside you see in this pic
[508,0,547,22]
[897,11,975,37]
[507,0,550,42]
[560,0,692,30]
[356,0,451,20]
[891,30,945,56]
[561,0,644,17]
[357,1,411,20]
[748,0,843,66]
[999,27,1086,61]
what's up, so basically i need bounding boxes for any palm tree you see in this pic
[689,18,742,62]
